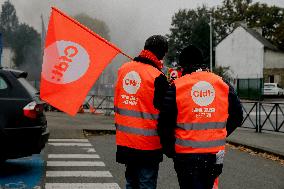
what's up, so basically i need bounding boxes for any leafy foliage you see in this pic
[12,24,41,75]
[274,20,284,49]
[0,0,41,80]
[213,0,284,49]
[167,0,284,64]
[213,66,232,81]
[166,6,211,65]
[245,3,284,50]
[212,0,251,43]
[0,0,19,46]
[74,13,110,40]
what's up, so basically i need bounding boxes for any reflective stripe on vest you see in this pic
[176,138,226,148]
[114,106,158,120]
[116,124,158,136]
[177,122,226,130]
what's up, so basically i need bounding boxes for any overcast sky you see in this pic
[1,0,283,57]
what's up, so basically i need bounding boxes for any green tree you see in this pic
[213,0,284,49]
[74,13,110,40]
[166,6,211,65]
[0,0,19,46]
[212,0,251,42]
[274,20,284,50]
[213,66,231,81]
[246,3,284,50]
[13,24,41,69]
[0,0,42,79]
[167,0,284,66]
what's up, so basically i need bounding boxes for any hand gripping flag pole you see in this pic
[40,7,132,116]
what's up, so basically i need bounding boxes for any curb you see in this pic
[226,140,284,160]
[83,129,116,136]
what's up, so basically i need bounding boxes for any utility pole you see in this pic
[209,15,213,72]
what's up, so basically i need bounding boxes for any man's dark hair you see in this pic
[178,45,206,74]
[144,35,168,60]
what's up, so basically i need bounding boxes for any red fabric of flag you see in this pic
[40,7,121,116]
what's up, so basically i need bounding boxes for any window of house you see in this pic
[268,75,274,83]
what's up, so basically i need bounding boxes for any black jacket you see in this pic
[116,56,169,165]
[157,73,243,158]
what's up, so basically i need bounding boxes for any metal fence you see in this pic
[84,95,114,115]
[241,101,284,133]
[83,96,284,133]
[236,78,263,100]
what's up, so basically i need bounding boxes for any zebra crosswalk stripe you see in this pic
[46,138,121,188]
[47,161,105,167]
[48,154,99,159]
[48,143,92,146]
[45,183,121,189]
[46,171,113,177]
[48,139,89,142]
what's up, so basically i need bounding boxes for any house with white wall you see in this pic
[0,47,15,68]
[215,24,284,87]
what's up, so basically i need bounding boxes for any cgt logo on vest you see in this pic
[191,81,215,106]
[42,40,90,84]
[123,71,141,94]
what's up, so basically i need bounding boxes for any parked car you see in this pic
[0,67,49,162]
[263,83,284,96]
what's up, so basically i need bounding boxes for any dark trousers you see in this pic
[125,163,159,189]
[174,154,223,189]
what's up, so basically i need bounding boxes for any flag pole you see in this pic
[120,51,133,60]
[51,7,133,61]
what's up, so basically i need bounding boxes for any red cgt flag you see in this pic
[40,7,122,116]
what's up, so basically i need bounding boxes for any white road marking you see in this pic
[48,143,92,147]
[47,161,105,167]
[46,139,120,188]
[45,183,121,189]
[48,139,89,142]
[46,171,112,177]
[82,147,96,153]
[48,154,99,159]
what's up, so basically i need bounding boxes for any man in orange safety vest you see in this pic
[158,45,243,189]
[114,35,169,189]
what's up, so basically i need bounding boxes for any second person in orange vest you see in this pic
[157,45,243,189]
[114,35,169,189]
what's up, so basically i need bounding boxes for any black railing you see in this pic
[259,103,284,132]
[85,95,114,115]
[83,97,284,132]
[241,101,284,133]
[241,101,259,131]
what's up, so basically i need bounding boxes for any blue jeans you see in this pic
[125,163,159,189]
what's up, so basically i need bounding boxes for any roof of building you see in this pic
[241,25,278,51]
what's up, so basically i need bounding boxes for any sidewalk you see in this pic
[226,127,284,158]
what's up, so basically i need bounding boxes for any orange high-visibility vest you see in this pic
[114,61,162,150]
[174,71,229,154]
